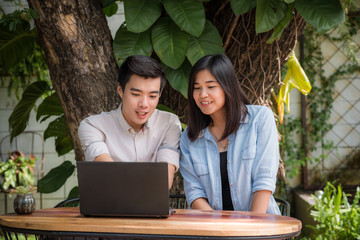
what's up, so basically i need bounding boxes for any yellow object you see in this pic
[277,51,312,124]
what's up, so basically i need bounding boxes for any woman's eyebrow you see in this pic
[194,80,217,84]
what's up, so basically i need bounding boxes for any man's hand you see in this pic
[167,164,176,190]
[94,153,114,162]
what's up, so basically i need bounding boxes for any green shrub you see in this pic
[307,182,360,240]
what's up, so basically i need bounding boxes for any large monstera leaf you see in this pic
[295,0,345,34]
[186,21,224,66]
[124,0,162,33]
[163,59,192,98]
[44,115,73,156]
[163,0,205,37]
[8,81,51,141]
[37,161,75,193]
[152,17,190,69]
[113,25,153,65]
[255,0,287,34]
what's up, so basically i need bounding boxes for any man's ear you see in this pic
[117,85,123,99]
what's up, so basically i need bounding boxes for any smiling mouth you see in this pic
[200,101,213,106]
[136,111,148,118]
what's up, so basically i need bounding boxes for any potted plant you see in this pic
[10,185,37,215]
[0,150,37,191]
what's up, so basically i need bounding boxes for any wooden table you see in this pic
[0,207,301,239]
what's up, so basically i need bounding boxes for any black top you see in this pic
[220,151,234,210]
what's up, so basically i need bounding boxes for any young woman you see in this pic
[180,54,280,214]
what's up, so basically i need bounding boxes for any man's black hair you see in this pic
[118,55,167,92]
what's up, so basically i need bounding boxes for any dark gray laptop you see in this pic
[77,161,173,217]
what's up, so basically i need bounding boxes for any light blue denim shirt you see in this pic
[180,105,281,215]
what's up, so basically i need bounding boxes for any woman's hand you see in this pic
[191,197,213,210]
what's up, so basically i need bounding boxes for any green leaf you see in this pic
[295,0,345,34]
[37,161,75,193]
[255,0,287,33]
[163,0,205,37]
[124,0,162,33]
[152,17,190,69]
[186,21,224,66]
[163,59,191,98]
[0,20,37,71]
[8,81,51,142]
[103,2,118,17]
[44,115,73,156]
[36,93,64,122]
[55,135,73,156]
[266,3,295,43]
[101,0,117,8]
[113,25,153,66]
[334,184,342,213]
[44,116,67,140]
[230,0,256,15]
[67,186,79,199]
[156,104,175,113]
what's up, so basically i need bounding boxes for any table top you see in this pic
[0,207,301,238]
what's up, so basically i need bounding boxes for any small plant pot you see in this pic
[13,194,36,215]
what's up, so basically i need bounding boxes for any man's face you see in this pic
[118,74,161,132]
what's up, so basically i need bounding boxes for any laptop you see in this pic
[77,161,174,218]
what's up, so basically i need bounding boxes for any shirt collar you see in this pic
[117,104,156,134]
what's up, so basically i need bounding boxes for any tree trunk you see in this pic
[27,0,120,161]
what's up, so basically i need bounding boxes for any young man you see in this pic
[78,55,181,189]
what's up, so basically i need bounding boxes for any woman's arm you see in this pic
[191,197,213,210]
[250,190,272,213]
[180,131,210,209]
[250,107,280,213]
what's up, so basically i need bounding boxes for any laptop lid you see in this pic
[77,161,170,217]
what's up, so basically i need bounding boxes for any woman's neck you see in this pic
[210,112,227,137]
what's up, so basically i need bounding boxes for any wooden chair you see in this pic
[54,197,80,208]
[169,193,187,209]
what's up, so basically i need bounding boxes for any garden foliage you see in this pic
[308,182,360,240]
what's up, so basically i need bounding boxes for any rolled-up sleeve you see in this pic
[251,107,279,194]
[156,114,181,170]
[78,119,110,161]
[180,131,208,207]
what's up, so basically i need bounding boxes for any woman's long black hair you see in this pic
[187,54,250,142]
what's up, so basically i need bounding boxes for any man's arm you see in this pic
[157,114,181,189]
[250,190,272,213]
[78,119,111,161]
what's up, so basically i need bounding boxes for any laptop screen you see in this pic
[77,161,170,217]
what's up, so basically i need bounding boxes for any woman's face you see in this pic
[193,70,226,118]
